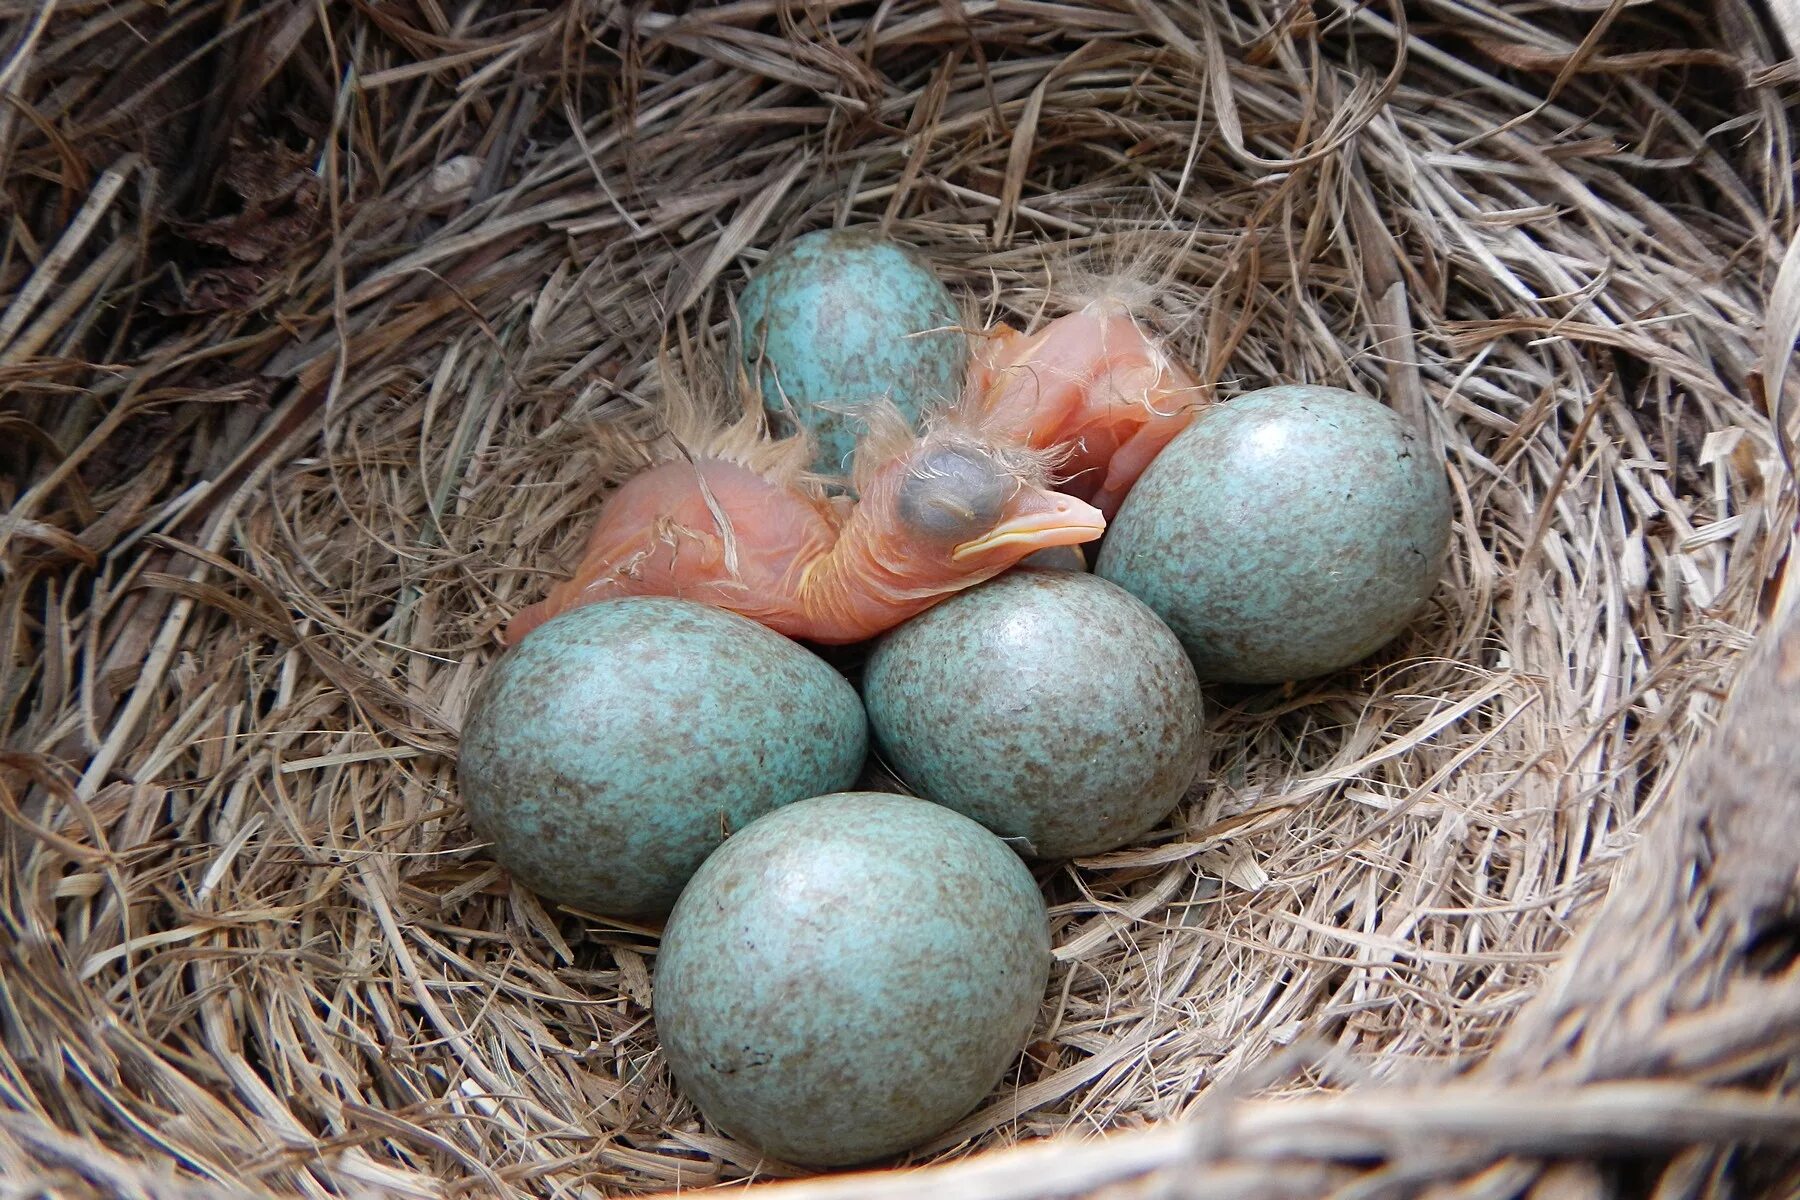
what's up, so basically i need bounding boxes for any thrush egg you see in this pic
[1096,385,1452,683]
[655,793,1050,1166]
[735,229,964,476]
[1021,543,1088,572]
[457,599,867,918]
[863,569,1203,859]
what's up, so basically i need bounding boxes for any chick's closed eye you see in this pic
[896,446,1014,542]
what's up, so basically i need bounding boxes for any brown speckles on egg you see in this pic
[654,794,1050,1167]
[862,569,1204,859]
[733,229,964,476]
[1095,385,1453,684]
[455,598,868,918]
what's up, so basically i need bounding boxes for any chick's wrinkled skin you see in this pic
[961,301,1201,517]
[502,435,1104,647]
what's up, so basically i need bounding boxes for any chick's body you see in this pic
[505,458,840,644]
[962,302,1200,517]
[503,375,1104,647]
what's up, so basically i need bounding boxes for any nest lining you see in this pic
[2,1,1798,1197]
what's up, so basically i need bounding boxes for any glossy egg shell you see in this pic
[1095,385,1452,684]
[1021,543,1088,572]
[863,569,1204,859]
[654,792,1050,1167]
[456,599,867,918]
[735,229,963,476]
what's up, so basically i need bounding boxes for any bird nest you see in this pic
[5,2,1800,1197]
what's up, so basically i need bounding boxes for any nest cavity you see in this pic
[3,2,1797,1197]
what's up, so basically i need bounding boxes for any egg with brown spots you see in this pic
[734,228,965,477]
[457,598,867,918]
[1096,385,1452,683]
[654,792,1050,1166]
[862,568,1204,859]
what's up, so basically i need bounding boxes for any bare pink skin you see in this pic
[503,451,1104,646]
[962,303,1201,517]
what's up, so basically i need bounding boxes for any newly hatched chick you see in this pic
[960,300,1201,519]
[956,233,1207,517]
[502,368,1103,646]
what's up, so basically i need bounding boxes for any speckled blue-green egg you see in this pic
[655,792,1050,1167]
[456,599,867,918]
[1095,385,1452,684]
[1022,544,1088,572]
[735,229,964,476]
[862,569,1203,859]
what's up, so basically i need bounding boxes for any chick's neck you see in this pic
[787,478,974,644]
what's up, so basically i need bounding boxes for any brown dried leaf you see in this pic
[1468,37,1738,75]
[152,264,272,314]
[169,137,325,264]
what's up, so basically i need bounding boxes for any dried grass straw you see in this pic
[3,2,1799,1197]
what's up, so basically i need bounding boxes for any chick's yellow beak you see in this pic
[951,495,1106,562]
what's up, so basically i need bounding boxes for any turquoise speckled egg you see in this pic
[1022,543,1088,572]
[863,569,1203,859]
[456,599,867,918]
[655,792,1050,1167]
[1095,385,1452,684]
[735,229,964,476]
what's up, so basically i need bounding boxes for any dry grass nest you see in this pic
[5,2,1800,1198]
